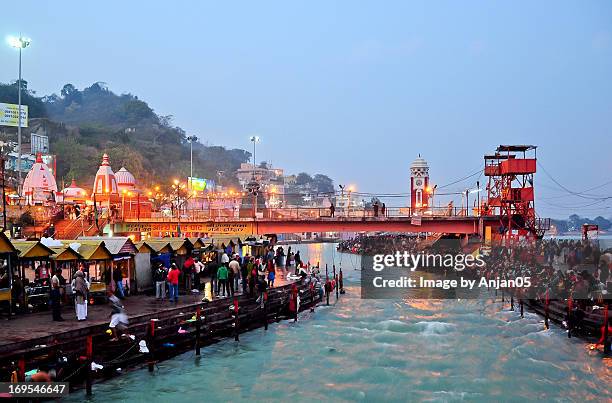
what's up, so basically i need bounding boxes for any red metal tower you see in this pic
[484,145,547,241]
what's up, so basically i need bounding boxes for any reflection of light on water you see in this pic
[307,243,324,266]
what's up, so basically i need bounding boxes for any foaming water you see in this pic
[66,244,612,402]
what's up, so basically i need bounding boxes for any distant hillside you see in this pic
[0,81,250,188]
[551,214,612,233]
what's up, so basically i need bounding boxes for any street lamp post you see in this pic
[249,136,260,218]
[426,184,437,214]
[187,135,198,189]
[7,36,31,195]
[249,136,260,180]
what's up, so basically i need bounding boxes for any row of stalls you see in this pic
[0,234,273,315]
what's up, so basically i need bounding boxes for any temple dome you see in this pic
[22,153,58,204]
[92,153,119,196]
[116,167,136,191]
[63,179,87,200]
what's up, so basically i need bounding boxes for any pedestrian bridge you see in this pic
[114,206,496,237]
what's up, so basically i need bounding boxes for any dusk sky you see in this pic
[2,1,611,218]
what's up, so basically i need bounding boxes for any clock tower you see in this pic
[410,155,429,211]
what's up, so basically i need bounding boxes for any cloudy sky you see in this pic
[2,1,611,218]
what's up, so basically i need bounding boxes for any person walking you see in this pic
[72,269,89,321]
[229,257,241,294]
[167,263,180,303]
[183,256,195,292]
[241,258,249,294]
[113,266,125,299]
[154,264,167,300]
[294,251,302,275]
[248,259,257,297]
[208,260,219,295]
[217,264,229,297]
[108,293,128,342]
[50,269,64,321]
[267,260,276,288]
[227,262,235,296]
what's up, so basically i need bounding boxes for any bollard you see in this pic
[325,264,330,306]
[18,357,25,382]
[85,335,93,396]
[332,265,338,299]
[567,297,573,339]
[501,290,505,303]
[310,283,315,312]
[339,268,345,294]
[195,306,201,355]
[510,295,514,311]
[234,297,240,341]
[263,292,268,330]
[520,299,524,318]
[148,319,156,372]
[604,304,610,354]
[335,274,339,300]
[544,291,550,330]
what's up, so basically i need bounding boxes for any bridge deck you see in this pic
[113,214,498,236]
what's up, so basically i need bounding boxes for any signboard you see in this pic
[188,177,216,192]
[188,177,208,191]
[411,216,422,226]
[31,133,50,154]
[0,103,28,127]
[115,221,254,236]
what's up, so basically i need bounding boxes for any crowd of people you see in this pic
[149,244,327,307]
[338,234,421,255]
[474,239,611,303]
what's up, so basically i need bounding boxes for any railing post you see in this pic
[233,297,240,341]
[195,306,201,355]
[85,335,93,396]
[567,297,572,339]
[604,304,610,354]
[148,319,156,372]
[544,290,549,330]
[263,291,268,330]
[325,264,330,306]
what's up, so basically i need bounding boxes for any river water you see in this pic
[67,243,611,402]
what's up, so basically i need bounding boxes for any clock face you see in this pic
[415,179,423,186]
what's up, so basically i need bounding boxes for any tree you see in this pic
[60,83,77,98]
[312,174,334,193]
[296,173,312,186]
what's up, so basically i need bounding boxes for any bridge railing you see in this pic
[120,205,473,222]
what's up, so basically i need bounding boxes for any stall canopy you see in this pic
[61,241,113,261]
[78,237,137,257]
[135,241,156,254]
[12,241,55,259]
[50,245,84,261]
[138,240,173,254]
[149,238,192,255]
[0,233,17,254]
[188,237,207,250]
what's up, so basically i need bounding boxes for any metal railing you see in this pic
[120,206,477,222]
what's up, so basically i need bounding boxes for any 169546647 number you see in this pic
[0,382,69,398]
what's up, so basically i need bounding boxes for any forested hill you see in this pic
[0,81,251,187]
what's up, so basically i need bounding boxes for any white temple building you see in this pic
[22,153,58,205]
